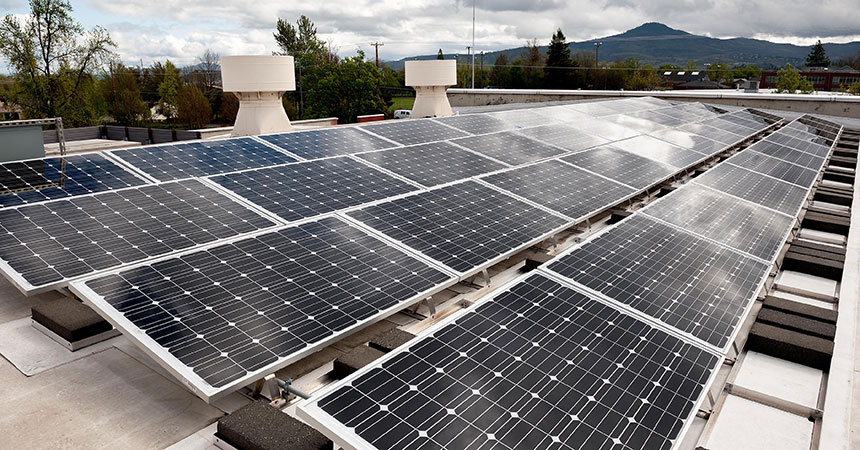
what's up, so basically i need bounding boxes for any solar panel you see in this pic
[677,123,744,146]
[641,184,795,261]
[693,164,809,216]
[562,146,677,190]
[451,132,567,166]
[565,101,621,117]
[603,114,667,134]
[209,157,419,223]
[258,127,396,160]
[360,119,469,146]
[747,141,826,171]
[70,216,457,401]
[110,138,297,181]
[482,160,636,220]
[546,215,770,350]
[769,131,833,153]
[300,273,720,450]
[728,151,819,188]
[0,179,276,294]
[490,109,555,128]
[518,125,609,152]
[610,136,707,169]
[346,181,569,275]
[0,154,147,209]
[434,114,513,135]
[574,119,640,141]
[530,105,591,123]
[625,110,688,127]
[648,129,726,157]
[356,142,508,188]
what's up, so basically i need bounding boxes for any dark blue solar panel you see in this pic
[259,127,396,160]
[111,137,297,181]
[0,154,146,208]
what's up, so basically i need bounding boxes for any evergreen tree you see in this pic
[806,40,830,67]
[488,54,511,87]
[157,60,181,120]
[545,28,573,89]
[775,63,814,94]
[437,49,444,60]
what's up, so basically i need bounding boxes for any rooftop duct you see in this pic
[221,55,296,136]
[405,60,456,118]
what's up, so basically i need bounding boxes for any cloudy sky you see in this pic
[2,0,860,67]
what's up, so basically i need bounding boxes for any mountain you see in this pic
[385,22,860,70]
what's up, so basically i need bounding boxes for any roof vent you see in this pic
[405,60,456,118]
[221,55,296,136]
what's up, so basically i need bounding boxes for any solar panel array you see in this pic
[0,97,790,406]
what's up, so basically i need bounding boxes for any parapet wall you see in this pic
[447,89,860,119]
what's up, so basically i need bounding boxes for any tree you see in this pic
[806,40,830,67]
[106,63,150,126]
[706,62,730,85]
[0,0,115,125]
[196,49,221,92]
[520,39,544,88]
[545,28,573,89]
[175,85,211,128]
[489,54,511,87]
[156,60,181,120]
[774,63,814,94]
[219,91,239,123]
[274,15,328,65]
[437,49,445,60]
[730,66,762,80]
[658,64,682,71]
[302,51,389,123]
[685,60,697,71]
[848,79,860,96]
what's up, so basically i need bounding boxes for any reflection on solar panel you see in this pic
[361,119,469,146]
[482,160,636,220]
[111,138,297,181]
[603,114,667,134]
[356,142,508,188]
[451,132,566,166]
[728,151,818,187]
[434,114,512,135]
[574,119,640,141]
[748,141,826,171]
[490,109,554,128]
[347,181,569,274]
[209,157,419,223]
[611,136,706,168]
[648,129,726,157]
[518,125,609,152]
[530,105,591,123]
[562,146,677,190]
[565,101,620,117]
[259,127,395,160]
[693,164,809,216]
[678,123,744,146]
[302,273,719,450]
[769,132,832,155]
[71,216,456,399]
[0,179,275,293]
[546,215,769,349]
[626,110,687,127]
[0,154,147,209]
[641,184,794,261]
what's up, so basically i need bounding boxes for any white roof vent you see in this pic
[222,55,296,136]
[405,60,456,118]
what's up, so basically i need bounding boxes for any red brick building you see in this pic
[760,66,860,91]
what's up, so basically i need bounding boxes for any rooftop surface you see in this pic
[0,96,857,450]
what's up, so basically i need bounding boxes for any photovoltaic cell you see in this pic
[490,109,553,128]
[209,157,419,223]
[677,123,744,146]
[73,216,455,395]
[693,164,809,216]
[304,273,719,450]
[0,179,275,292]
[728,151,818,188]
[347,181,569,274]
[641,184,794,261]
[646,129,725,157]
[361,120,469,146]
[603,114,667,134]
[259,127,396,160]
[356,142,508,188]
[546,215,770,349]
[562,146,677,190]
[111,138,297,181]
[482,160,636,220]
[747,141,826,171]
[518,125,609,152]
[610,136,706,169]
[434,114,513,135]
[0,154,147,209]
[767,132,832,156]
[530,105,591,123]
[573,119,640,142]
[451,132,567,166]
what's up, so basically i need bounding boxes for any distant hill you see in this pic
[385,22,860,70]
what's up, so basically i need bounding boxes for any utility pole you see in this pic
[370,42,384,69]
[594,42,602,68]
[471,0,476,89]
[480,51,484,87]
